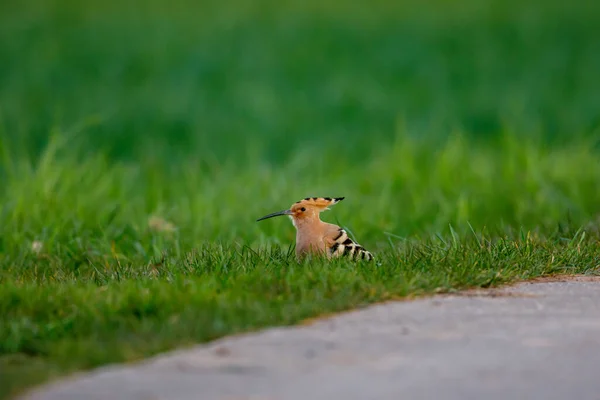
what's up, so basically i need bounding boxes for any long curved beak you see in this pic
[256,209,293,222]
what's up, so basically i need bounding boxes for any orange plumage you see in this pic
[257,197,373,261]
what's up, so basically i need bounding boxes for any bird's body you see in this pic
[257,197,373,261]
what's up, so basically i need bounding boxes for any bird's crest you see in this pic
[294,196,344,211]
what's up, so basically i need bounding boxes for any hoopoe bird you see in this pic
[256,197,374,261]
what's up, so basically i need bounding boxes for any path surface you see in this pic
[20,277,600,400]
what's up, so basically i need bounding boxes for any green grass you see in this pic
[2,0,600,398]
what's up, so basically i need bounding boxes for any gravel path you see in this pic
[19,276,600,400]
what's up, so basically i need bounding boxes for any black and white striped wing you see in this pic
[329,228,373,261]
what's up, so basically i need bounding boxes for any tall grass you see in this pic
[1,129,599,279]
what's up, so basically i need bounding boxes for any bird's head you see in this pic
[256,197,344,226]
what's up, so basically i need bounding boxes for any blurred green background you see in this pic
[2,0,599,160]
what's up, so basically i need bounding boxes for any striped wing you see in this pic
[329,228,373,261]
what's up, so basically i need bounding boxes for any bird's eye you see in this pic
[300,207,306,212]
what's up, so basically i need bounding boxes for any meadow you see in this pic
[1,0,600,397]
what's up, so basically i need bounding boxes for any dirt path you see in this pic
[19,276,600,400]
